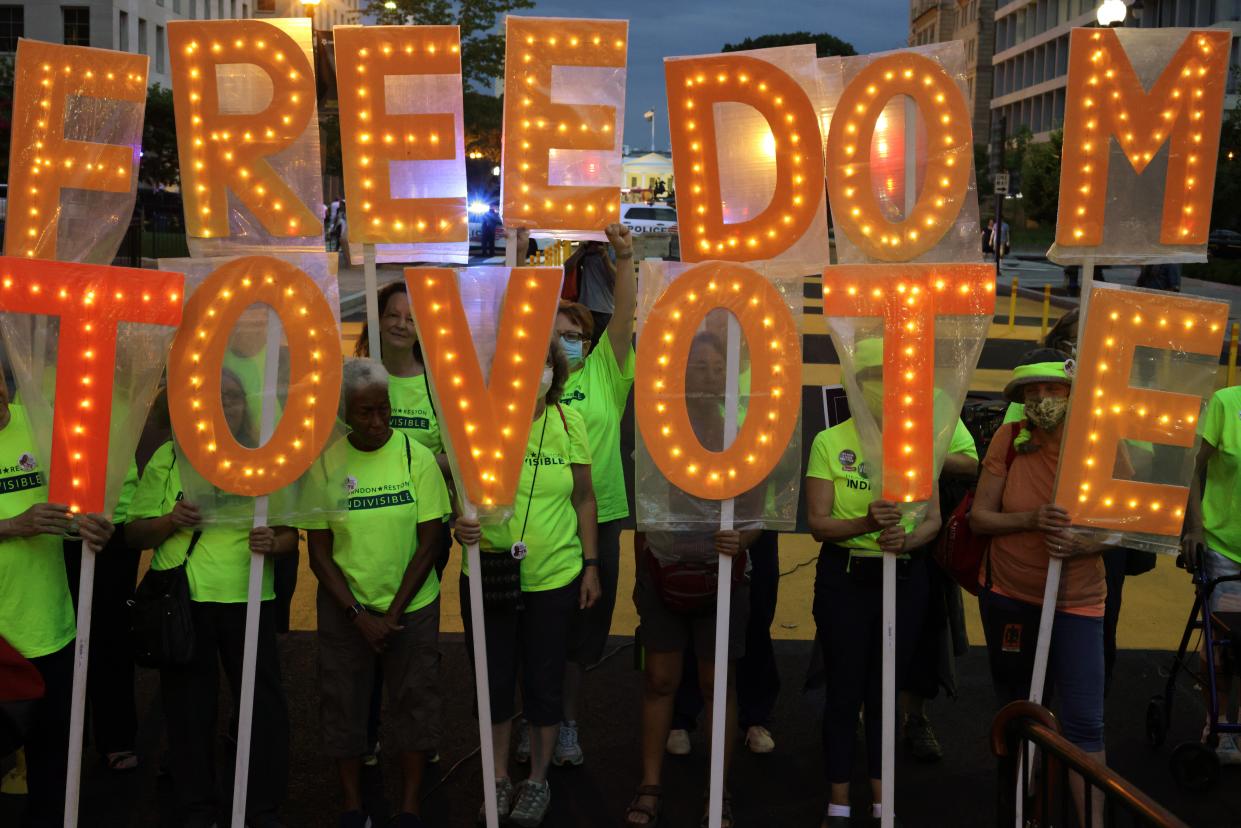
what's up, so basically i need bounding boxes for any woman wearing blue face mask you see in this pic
[512,224,636,770]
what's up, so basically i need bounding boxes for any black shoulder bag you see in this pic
[128,449,202,669]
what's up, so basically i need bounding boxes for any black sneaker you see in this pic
[903,714,944,763]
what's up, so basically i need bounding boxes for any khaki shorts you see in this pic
[316,588,442,757]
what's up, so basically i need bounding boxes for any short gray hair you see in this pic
[342,357,389,408]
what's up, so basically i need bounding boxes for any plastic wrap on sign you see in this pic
[404,265,563,523]
[1048,28,1230,266]
[335,25,469,266]
[4,40,148,264]
[0,259,183,518]
[634,260,803,533]
[500,16,628,240]
[168,18,326,258]
[822,264,994,506]
[1053,283,1229,554]
[823,43,982,265]
[157,253,346,528]
[665,44,830,277]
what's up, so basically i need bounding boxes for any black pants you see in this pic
[460,573,579,726]
[672,531,781,731]
[481,230,497,258]
[63,531,140,758]
[1102,547,1127,696]
[813,547,928,783]
[160,600,289,827]
[21,643,73,827]
[273,548,300,635]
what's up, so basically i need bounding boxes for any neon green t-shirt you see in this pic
[388,373,443,455]
[469,405,591,592]
[1003,402,1025,425]
[0,404,75,659]
[805,419,915,554]
[1200,386,1241,563]
[561,335,634,523]
[949,418,980,460]
[302,431,450,614]
[130,442,275,603]
[112,460,140,525]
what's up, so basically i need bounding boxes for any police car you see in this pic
[620,202,678,234]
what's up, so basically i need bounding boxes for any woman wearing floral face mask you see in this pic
[456,339,601,827]
[970,349,1116,779]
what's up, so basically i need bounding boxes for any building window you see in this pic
[0,5,24,52]
[118,10,128,50]
[156,24,165,73]
[257,0,275,11]
[63,6,90,46]
[242,3,248,17]
[138,17,147,55]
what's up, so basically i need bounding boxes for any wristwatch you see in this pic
[345,601,365,622]
[583,559,599,568]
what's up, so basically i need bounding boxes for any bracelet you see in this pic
[583,559,599,568]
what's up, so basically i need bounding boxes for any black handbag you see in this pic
[128,530,201,669]
[477,551,523,613]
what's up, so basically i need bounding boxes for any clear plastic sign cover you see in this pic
[500,16,628,241]
[635,259,803,532]
[174,18,327,258]
[0,263,181,519]
[337,25,469,266]
[4,39,148,264]
[666,43,830,278]
[1048,28,1230,266]
[822,264,993,511]
[1052,283,1229,553]
[157,253,345,527]
[821,42,983,266]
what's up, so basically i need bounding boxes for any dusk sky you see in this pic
[503,0,911,152]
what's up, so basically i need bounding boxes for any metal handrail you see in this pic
[992,701,1187,828]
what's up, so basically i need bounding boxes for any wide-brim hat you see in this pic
[1003,347,1074,403]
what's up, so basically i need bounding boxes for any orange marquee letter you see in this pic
[501,17,628,232]
[167,256,341,496]
[406,266,562,508]
[825,53,973,261]
[823,264,994,502]
[635,262,801,499]
[1058,28,1229,248]
[1054,286,1228,535]
[168,19,320,240]
[4,41,148,261]
[335,25,466,245]
[0,258,184,513]
[665,55,825,263]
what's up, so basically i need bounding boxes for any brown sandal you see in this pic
[625,784,662,826]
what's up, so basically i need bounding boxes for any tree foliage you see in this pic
[1019,129,1061,226]
[1212,99,1241,232]
[140,84,181,190]
[722,32,856,57]
[368,0,534,90]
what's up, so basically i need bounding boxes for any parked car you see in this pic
[621,202,678,234]
[1208,228,1241,259]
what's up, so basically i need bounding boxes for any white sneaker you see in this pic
[1216,733,1241,766]
[553,720,584,766]
[665,728,691,756]
[745,725,775,754]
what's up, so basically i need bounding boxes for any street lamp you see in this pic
[301,0,320,25]
[1096,0,1127,27]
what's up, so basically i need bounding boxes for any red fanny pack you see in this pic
[641,541,747,615]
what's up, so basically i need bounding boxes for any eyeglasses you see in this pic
[559,332,587,344]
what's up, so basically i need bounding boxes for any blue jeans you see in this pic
[979,590,1105,752]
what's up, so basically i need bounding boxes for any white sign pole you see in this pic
[707,313,741,828]
[363,244,381,360]
[230,311,283,828]
[464,498,500,828]
[63,539,99,828]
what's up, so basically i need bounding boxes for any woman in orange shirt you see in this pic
[970,349,1113,770]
